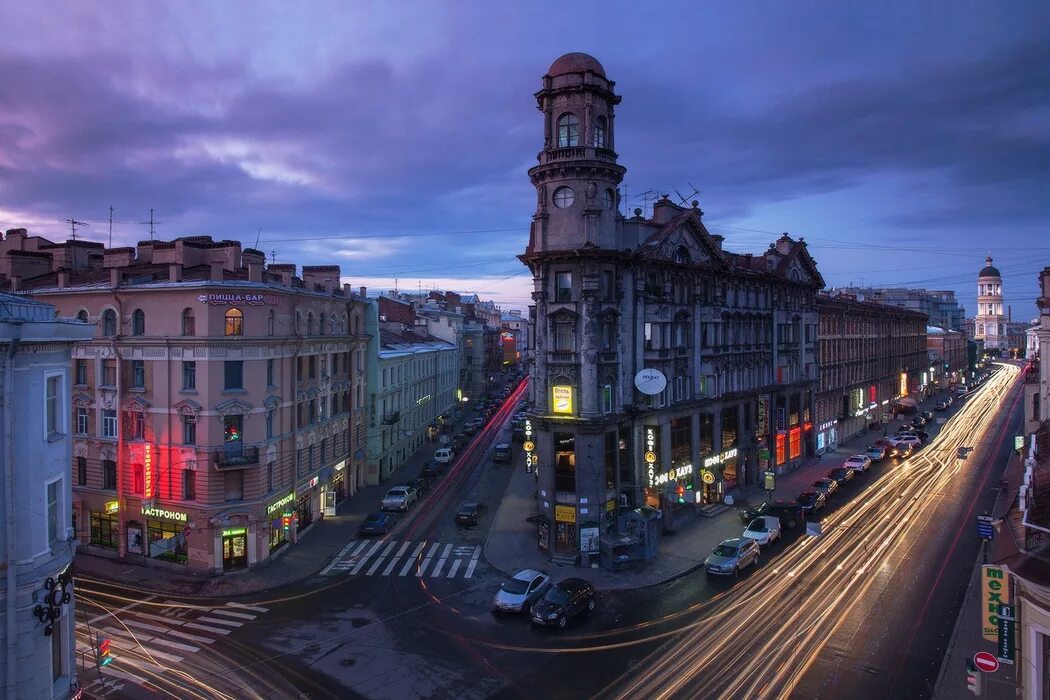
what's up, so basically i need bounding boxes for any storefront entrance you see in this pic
[296,493,313,530]
[332,470,346,503]
[222,528,248,571]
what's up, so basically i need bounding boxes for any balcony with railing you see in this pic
[381,411,401,425]
[214,443,260,469]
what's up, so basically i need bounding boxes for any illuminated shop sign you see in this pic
[104,500,119,514]
[653,464,693,486]
[222,527,247,537]
[141,506,188,522]
[818,420,837,431]
[552,386,574,414]
[266,492,295,516]
[524,419,535,473]
[644,427,658,487]
[899,372,908,397]
[703,447,738,469]
[197,293,279,306]
[143,444,153,501]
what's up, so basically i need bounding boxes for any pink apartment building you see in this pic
[2,228,369,576]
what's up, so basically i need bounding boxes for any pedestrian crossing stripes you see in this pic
[324,540,483,579]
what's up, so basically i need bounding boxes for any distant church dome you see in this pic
[547,52,606,78]
[978,255,1001,278]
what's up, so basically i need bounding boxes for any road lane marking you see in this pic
[87,595,158,625]
[447,559,462,578]
[351,551,374,575]
[183,622,231,634]
[167,628,216,644]
[365,555,388,576]
[226,601,269,613]
[208,609,256,620]
[350,541,370,556]
[465,546,482,578]
[400,542,427,576]
[320,540,360,575]
[416,542,440,577]
[432,544,453,577]
[198,616,243,627]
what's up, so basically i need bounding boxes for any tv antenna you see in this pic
[672,183,702,208]
[254,228,262,250]
[137,208,168,241]
[60,217,90,242]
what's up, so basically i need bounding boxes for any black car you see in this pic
[421,462,443,478]
[452,434,469,450]
[911,415,928,427]
[933,400,948,411]
[827,467,855,486]
[921,410,935,421]
[796,490,826,513]
[358,511,397,536]
[530,577,596,628]
[738,500,806,529]
[455,502,488,526]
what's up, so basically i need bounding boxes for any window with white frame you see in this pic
[46,374,62,437]
[76,407,89,435]
[102,409,117,438]
[47,477,61,545]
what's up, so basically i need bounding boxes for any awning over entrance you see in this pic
[895,397,918,407]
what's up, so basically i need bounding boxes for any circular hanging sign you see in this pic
[701,469,716,484]
[644,451,657,464]
[523,441,535,453]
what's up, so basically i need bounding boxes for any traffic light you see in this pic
[676,485,686,503]
[965,660,983,695]
[281,514,292,530]
[98,638,113,667]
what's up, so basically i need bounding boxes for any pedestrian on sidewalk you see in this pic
[882,427,887,437]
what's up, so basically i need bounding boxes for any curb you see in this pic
[930,551,982,699]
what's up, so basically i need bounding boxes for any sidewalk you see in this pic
[74,373,521,597]
[484,397,950,591]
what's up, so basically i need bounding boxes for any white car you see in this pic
[892,435,922,450]
[434,447,455,464]
[742,516,781,546]
[493,569,551,613]
[381,485,418,512]
[843,454,871,472]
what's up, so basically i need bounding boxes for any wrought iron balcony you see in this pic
[215,443,259,469]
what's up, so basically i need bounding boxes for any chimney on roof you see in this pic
[652,194,678,224]
[210,260,224,281]
[5,228,27,244]
[109,267,121,288]
[169,263,183,283]
[710,234,724,252]
[269,263,295,286]
[57,269,70,288]
[359,286,367,297]
[104,247,134,269]
[242,248,265,283]
[303,265,340,294]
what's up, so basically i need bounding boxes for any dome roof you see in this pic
[979,255,1001,278]
[548,52,606,78]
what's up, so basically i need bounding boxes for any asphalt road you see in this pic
[74,365,1022,699]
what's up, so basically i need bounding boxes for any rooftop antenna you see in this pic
[108,206,114,247]
[254,228,262,250]
[60,217,90,242]
[137,208,168,241]
[270,250,277,265]
[672,184,701,208]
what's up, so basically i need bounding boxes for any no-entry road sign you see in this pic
[973,651,999,673]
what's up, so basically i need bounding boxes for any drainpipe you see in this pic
[4,320,22,698]
[112,294,126,559]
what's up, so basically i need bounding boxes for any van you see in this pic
[493,443,513,463]
[434,447,455,464]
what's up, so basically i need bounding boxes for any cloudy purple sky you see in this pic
[1,2,1048,316]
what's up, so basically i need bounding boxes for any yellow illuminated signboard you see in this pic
[552,386,573,414]
[555,505,576,523]
[981,565,1010,642]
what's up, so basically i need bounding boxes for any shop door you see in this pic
[222,532,248,571]
[554,521,577,556]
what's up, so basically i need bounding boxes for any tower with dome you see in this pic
[973,255,1006,350]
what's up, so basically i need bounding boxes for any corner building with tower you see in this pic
[521,54,823,564]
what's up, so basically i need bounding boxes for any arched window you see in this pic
[181,308,195,336]
[557,113,579,147]
[593,116,606,148]
[319,313,326,336]
[673,246,691,264]
[224,308,244,336]
[131,309,145,336]
[268,310,276,336]
[307,312,314,336]
[76,309,88,322]
[977,323,985,335]
[101,309,117,336]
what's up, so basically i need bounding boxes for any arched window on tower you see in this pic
[593,116,606,148]
[978,323,985,335]
[224,308,243,336]
[557,113,579,148]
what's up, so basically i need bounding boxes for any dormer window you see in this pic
[673,246,691,264]
[557,113,579,147]
[593,116,606,148]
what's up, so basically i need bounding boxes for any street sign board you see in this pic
[977,515,994,540]
[981,565,1010,642]
[764,470,776,491]
[998,604,1016,665]
[973,651,999,673]
[1015,435,1025,451]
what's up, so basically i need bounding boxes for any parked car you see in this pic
[462,421,482,436]
[796,490,827,513]
[933,400,949,411]
[888,439,914,457]
[493,443,513,463]
[921,410,935,421]
[434,447,455,464]
[381,485,418,512]
[874,439,900,457]
[455,501,488,526]
[493,569,551,613]
[530,578,597,628]
[898,426,929,441]
[812,477,838,498]
[358,511,397,536]
[955,385,969,396]
[866,446,887,462]
[741,516,782,546]
[452,434,469,451]
[420,461,443,478]
[843,454,872,473]
[738,500,805,529]
[827,467,855,485]
[911,415,928,427]
[705,537,761,577]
